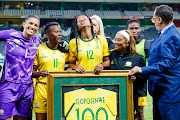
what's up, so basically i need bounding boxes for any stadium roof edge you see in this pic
[0,0,180,3]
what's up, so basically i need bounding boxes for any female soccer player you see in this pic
[32,22,68,120]
[109,30,146,119]
[69,15,110,74]
[0,15,41,120]
[90,15,114,50]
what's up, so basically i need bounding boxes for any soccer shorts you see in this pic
[0,81,33,119]
[138,96,147,106]
[33,82,47,113]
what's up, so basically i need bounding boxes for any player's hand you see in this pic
[93,63,104,74]
[130,75,136,81]
[129,66,142,76]
[40,70,49,77]
[67,68,72,72]
[75,65,86,73]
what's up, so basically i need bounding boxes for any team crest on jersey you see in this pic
[125,61,132,67]
[77,47,82,52]
[95,45,100,50]
[42,53,48,58]
[33,43,37,47]
[0,109,4,115]
[111,60,114,64]
[35,103,40,108]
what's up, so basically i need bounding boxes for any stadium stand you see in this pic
[2,8,180,18]
[103,10,121,16]
[124,11,143,16]
[141,11,154,17]
[63,10,81,16]
[4,9,40,15]
[0,41,5,56]
[173,11,180,16]
[45,10,63,16]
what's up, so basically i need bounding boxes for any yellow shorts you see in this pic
[33,83,47,113]
[138,96,147,106]
[32,78,37,88]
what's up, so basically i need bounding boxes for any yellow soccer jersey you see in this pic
[34,42,68,83]
[69,35,110,70]
[64,88,117,120]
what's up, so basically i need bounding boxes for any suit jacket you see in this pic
[141,24,180,103]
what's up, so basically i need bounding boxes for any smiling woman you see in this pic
[23,15,40,39]
[0,15,41,120]
[32,22,69,120]
[109,30,147,119]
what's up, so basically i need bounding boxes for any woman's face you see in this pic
[91,18,100,35]
[23,17,39,37]
[77,15,91,31]
[47,25,62,44]
[114,33,129,51]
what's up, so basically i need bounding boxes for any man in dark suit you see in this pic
[129,5,180,120]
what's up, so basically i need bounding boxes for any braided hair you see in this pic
[70,16,96,59]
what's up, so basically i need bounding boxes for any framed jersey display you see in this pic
[47,70,133,120]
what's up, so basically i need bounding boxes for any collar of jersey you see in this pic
[46,42,58,50]
[79,35,95,42]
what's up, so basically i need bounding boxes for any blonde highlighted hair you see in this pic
[111,30,137,55]
[90,15,105,37]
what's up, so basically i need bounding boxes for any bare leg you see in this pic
[137,106,145,120]
[13,115,31,120]
[36,113,47,120]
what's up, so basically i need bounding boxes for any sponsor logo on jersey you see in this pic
[25,42,29,45]
[0,109,4,115]
[125,61,132,67]
[13,39,20,45]
[35,103,40,108]
[42,53,48,58]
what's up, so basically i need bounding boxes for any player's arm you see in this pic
[69,61,86,73]
[68,39,86,73]
[0,30,11,41]
[93,37,110,74]
[32,65,49,78]
[93,56,110,74]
